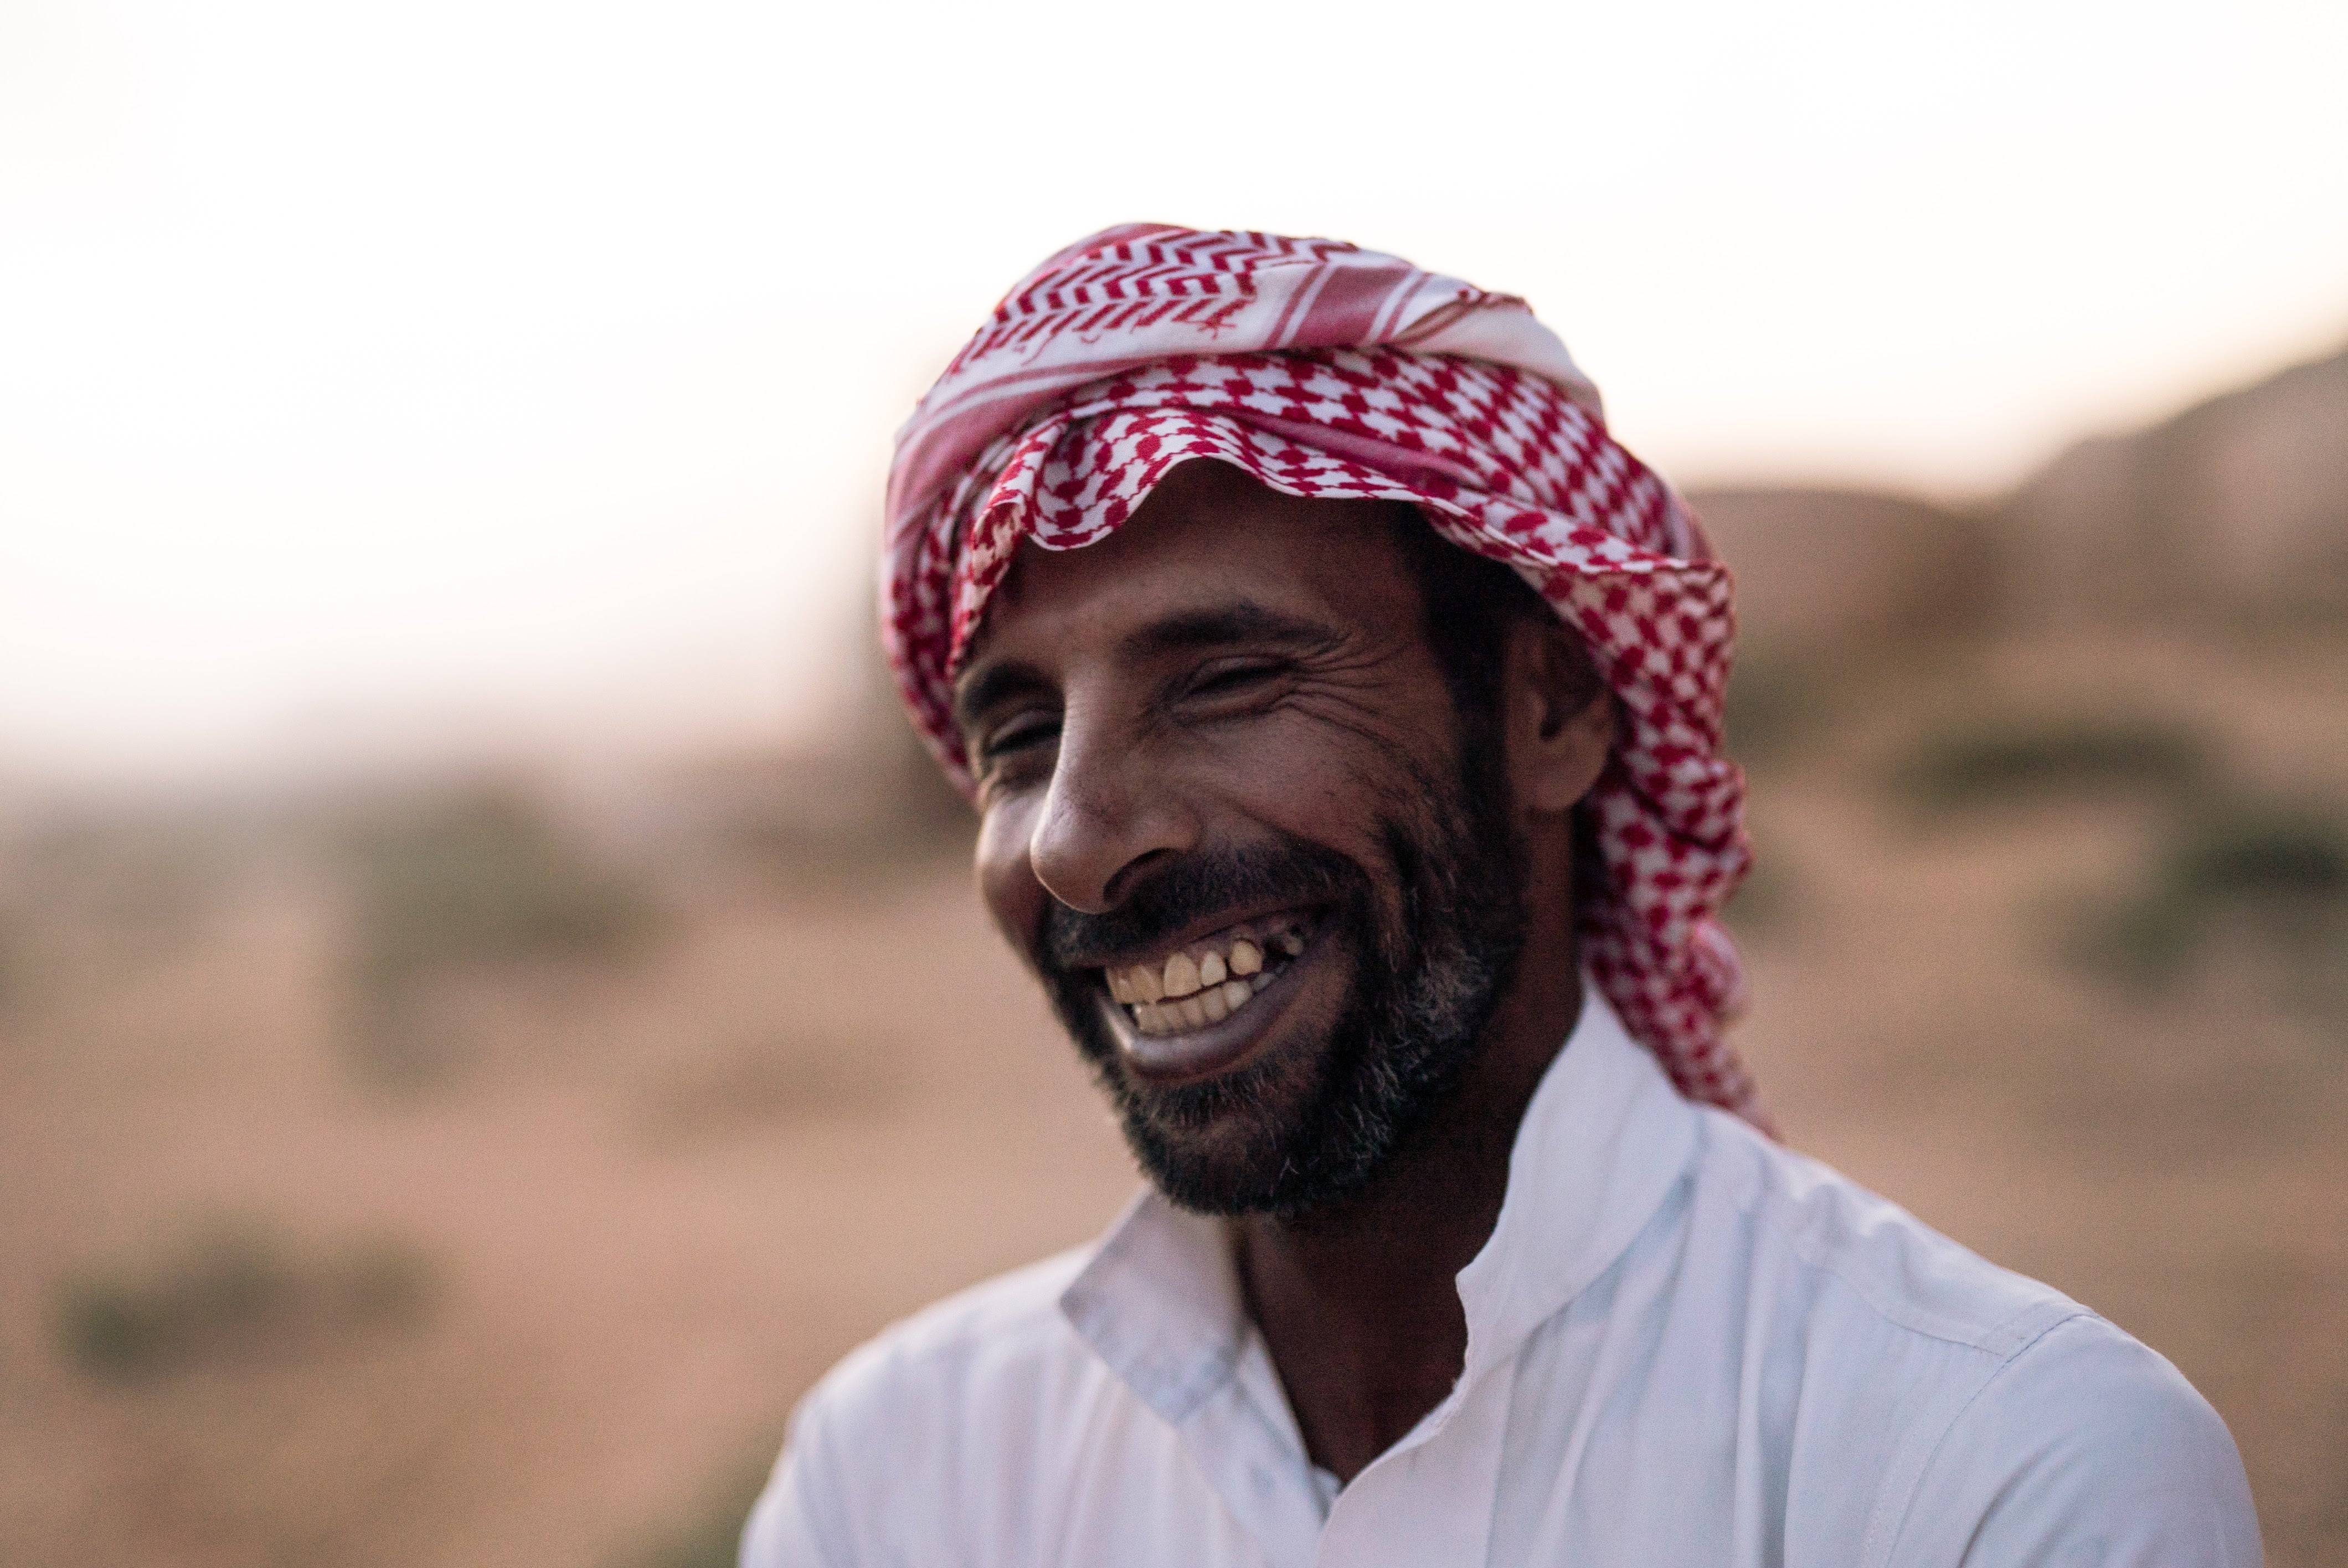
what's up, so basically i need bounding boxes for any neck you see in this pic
[1234,912,1584,1483]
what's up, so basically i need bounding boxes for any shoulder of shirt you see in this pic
[1689,1105,2090,1359]
[795,1241,1099,1432]
[1682,1110,2256,1557]
[749,1246,1109,1568]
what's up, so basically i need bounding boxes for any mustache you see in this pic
[1039,839,1366,973]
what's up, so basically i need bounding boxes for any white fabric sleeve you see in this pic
[738,1392,856,1568]
[1896,1314,2262,1567]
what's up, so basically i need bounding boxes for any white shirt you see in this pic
[743,992,2261,1567]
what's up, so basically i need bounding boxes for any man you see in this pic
[743,227,2259,1566]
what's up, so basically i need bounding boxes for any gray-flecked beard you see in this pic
[1037,741,1530,1221]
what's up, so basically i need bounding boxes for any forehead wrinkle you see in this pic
[1117,602,1346,663]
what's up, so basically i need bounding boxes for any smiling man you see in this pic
[742,228,2259,1567]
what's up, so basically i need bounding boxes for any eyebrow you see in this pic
[952,602,1340,731]
[952,661,1052,733]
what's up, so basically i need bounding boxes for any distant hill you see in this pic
[1685,487,2000,657]
[1690,340,2348,656]
[1997,343,2348,625]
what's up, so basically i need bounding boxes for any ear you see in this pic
[1504,616,1615,817]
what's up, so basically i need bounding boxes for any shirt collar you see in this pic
[1453,983,1702,1380]
[1060,983,1703,1430]
[1059,1186,1249,1428]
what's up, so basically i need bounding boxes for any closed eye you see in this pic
[979,712,1060,762]
[1183,659,1285,700]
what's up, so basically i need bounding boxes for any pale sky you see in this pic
[4,0,2345,781]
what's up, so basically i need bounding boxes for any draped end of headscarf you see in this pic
[878,225,1774,1137]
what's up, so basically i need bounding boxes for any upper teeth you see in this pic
[1109,935,1271,1004]
[1105,923,1307,1035]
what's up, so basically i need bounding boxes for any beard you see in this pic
[1035,735,1531,1220]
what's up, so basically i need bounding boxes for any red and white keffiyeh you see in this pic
[883,225,1773,1134]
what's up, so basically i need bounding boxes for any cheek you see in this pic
[1217,706,1438,849]
[975,798,1046,957]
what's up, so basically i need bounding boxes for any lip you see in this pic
[1096,914,1330,1085]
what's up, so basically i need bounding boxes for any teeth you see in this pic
[1162,952,1202,998]
[1116,921,1317,1036]
[1128,972,1278,1034]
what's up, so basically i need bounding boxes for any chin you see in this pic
[1117,1047,1338,1216]
[1055,941,1371,1218]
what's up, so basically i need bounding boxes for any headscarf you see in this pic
[882,225,1773,1134]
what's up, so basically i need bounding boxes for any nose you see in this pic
[1026,705,1197,915]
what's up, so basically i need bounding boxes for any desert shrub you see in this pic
[2169,810,2348,904]
[2078,802,2348,994]
[1897,714,2211,809]
[53,1220,435,1381]
[336,782,662,1081]
[345,784,658,991]
[1723,656,1834,767]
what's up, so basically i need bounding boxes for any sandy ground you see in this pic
[2,629,2343,1566]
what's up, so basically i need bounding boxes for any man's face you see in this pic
[953,462,1531,1218]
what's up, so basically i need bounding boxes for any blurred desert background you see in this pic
[5,3,2346,1565]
